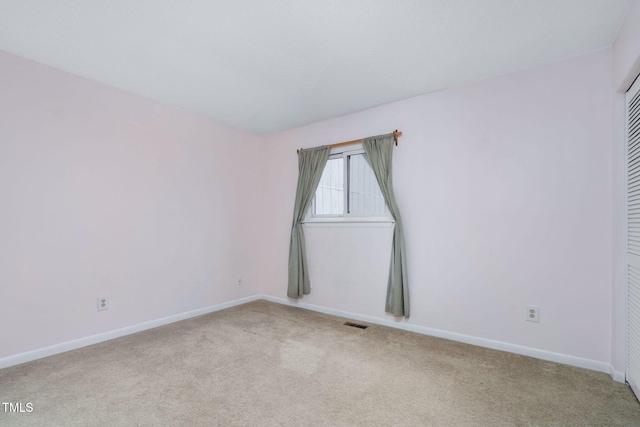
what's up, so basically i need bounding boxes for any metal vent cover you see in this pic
[343,321,368,329]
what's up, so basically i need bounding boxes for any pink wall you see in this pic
[0,51,262,359]
[0,35,622,370]
[261,49,613,364]
[612,0,640,378]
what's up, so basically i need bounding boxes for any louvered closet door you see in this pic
[627,75,640,400]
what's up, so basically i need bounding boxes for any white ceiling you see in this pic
[0,0,633,133]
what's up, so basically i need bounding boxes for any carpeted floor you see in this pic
[1,300,639,426]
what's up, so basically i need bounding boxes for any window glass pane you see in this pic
[348,154,386,214]
[314,157,343,215]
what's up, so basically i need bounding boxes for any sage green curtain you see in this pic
[362,133,409,317]
[287,145,331,298]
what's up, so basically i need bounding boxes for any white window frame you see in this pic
[304,145,395,224]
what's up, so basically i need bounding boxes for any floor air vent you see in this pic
[344,321,368,329]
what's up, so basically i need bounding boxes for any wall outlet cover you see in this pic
[98,296,109,311]
[526,305,539,322]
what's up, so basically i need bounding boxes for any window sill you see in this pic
[302,217,395,228]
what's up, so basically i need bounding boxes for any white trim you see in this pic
[610,365,626,383]
[0,295,260,370]
[303,220,394,228]
[259,295,616,378]
[0,294,623,383]
[612,85,632,387]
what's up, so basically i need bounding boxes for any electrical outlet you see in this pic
[526,305,539,322]
[97,296,109,311]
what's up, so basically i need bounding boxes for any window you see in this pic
[307,146,391,222]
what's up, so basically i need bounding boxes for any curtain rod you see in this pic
[297,130,402,154]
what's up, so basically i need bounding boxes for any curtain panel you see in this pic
[362,133,410,318]
[287,145,331,298]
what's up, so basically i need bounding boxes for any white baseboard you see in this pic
[1,293,626,385]
[259,295,619,380]
[610,365,626,383]
[0,295,260,370]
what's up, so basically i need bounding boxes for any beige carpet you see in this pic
[1,300,639,426]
